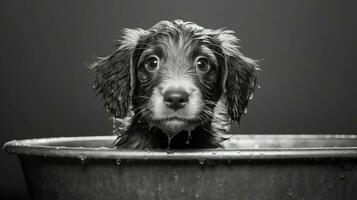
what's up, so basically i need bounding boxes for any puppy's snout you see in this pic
[163,89,189,111]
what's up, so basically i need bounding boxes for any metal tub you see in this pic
[3,134,357,200]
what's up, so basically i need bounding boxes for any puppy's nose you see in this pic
[163,89,189,111]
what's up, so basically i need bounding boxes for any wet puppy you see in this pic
[90,20,258,149]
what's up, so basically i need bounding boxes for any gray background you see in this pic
[1,0,356,198]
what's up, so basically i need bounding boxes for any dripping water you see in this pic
[167,135,174,150]
[186,130,192,145]
[244,108,248,114]
[79,153,87,165]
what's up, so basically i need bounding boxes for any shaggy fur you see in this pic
[90,20,259,149]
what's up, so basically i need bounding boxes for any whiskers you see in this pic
[195,100,216,124]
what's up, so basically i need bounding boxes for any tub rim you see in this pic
[3,134,357,160]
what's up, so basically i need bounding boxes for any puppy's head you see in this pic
[91,20,258,137]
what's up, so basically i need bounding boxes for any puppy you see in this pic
[90,20,258,149]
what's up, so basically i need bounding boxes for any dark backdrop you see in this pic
[1,0,356,198]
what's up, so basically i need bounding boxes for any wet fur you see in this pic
[90,20,259,149]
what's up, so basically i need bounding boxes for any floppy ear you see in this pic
[217,30,259,122]
[90,28,148,118]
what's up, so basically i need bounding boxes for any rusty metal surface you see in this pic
[3,134,357,200]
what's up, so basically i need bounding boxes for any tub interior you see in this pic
[26,134,357,149]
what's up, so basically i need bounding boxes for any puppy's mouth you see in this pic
[150,116,199,136]
[155,116,197,122]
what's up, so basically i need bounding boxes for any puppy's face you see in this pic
[92,20,258,137]
[132,34,223,135]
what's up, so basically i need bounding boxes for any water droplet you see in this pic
[288,191,293,196]
[257,84,261,89]
[249,93,254,100]
[167,135,175,149]
[79,153,87,164]
[194,193,200,198]
[115,159,121,166]
[148,124,154,130]
[255,67,261,71]
[227,159,232,164]
[118,96,122,101]
[186,131,192,145]
[244,108,248,114]
[180,188,185,193]
[340,174,345,179]
[198,158,206,165]
[92,85,96,89]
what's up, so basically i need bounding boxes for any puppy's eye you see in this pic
[195,57,210,73]
[145,56,160,71]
